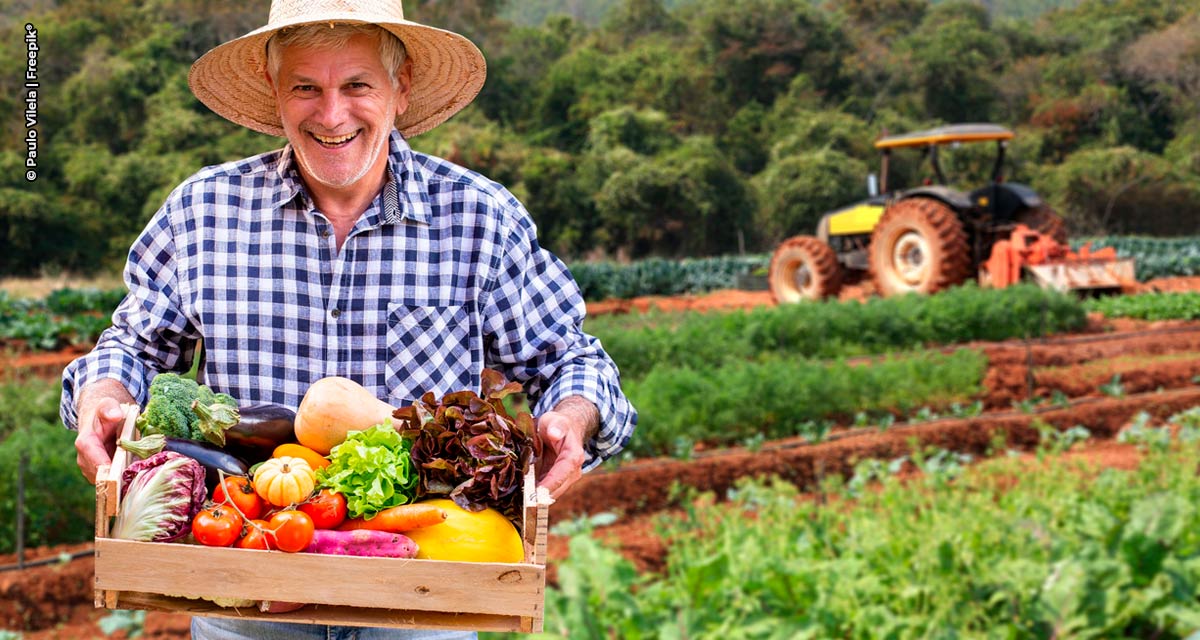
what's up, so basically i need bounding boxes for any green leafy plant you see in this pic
[1100,374,1126,398]
[492,433,1200,639]
[99,609,145,638]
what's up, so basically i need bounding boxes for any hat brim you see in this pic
[188,13,486,138]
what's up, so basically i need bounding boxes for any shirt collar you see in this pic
[268,130,432,226]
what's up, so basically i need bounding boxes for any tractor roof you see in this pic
[875,123,1014,150]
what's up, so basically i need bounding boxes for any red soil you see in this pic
[5,276,1200,638]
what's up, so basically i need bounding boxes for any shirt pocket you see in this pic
[384,303,478,404]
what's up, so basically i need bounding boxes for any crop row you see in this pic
[624,349,985,458]
[0,288,123,350]
[1084,291,1200,321]
[1084,236,1200,281]
[590,284,1087,382]
[498,409,1200,640]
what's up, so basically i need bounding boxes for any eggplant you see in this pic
[120,435,250,495]
[223,403,298,463]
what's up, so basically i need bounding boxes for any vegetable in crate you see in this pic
[305,529,419,558]
[317,423,418,519]
[294,376,396,454]
[403,499,523,563]
[253,456,316,507]
[136,372,240,447]
[393,368,535,521]
[110,451,207,542]
[223,403,298,462]
[119,434,250,496]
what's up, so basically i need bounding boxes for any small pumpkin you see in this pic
[253,456,316,507]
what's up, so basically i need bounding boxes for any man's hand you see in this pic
[535,396,599,499]
[75,379,135,484]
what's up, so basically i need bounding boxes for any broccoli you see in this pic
[135,372,240,446]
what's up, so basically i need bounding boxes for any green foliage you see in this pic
[593,136,754,257]
[569,255,765,300]
[1035,146,1200,236]
[0,288,123,351]
[0,377,61,442]
[9,0,1200,276]
[0,379,95,553]
[590,283,1087,381]
[625,349,986,457]
[490,430,1200,638]
[753,148,869,243]
[899,2,1007,122]
[1085,291,1200,320]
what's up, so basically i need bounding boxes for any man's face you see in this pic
[270,33,411,193]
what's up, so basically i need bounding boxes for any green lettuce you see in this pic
[316,423,418,519]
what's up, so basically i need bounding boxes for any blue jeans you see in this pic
[191,617,478,639]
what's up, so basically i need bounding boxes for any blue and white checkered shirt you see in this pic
[61,131,635,470]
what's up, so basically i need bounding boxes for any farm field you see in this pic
[3,278,1200,638]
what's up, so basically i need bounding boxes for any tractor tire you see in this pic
[1015,205,1068,244]
[869,198,972,297]
[768,235,842,303]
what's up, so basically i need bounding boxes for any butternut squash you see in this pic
[294,377,396,455]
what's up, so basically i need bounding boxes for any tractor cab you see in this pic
[873,123,1043,234]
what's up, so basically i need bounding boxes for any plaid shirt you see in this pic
[61,131,635,470]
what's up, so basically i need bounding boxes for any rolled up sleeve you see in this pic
[60,200,200,430]
[481,199,636,471]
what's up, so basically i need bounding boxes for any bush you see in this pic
[0,379,94,553]
[752,148,869,244]
[1034,146,1200,236]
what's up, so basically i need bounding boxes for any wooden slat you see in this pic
[95,539,545,617]
[100,404,140,517]
[115,591,528,632]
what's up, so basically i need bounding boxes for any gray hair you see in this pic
[265,23,408,88]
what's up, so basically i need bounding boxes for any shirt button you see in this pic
[321,230,331,239]
[330,308,341,319]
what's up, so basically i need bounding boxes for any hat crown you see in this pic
[269,0,406,24]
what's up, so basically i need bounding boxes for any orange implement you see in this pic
[981,225,1135,292]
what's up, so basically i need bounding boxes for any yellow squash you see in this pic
[403,499,524,563]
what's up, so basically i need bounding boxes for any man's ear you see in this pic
[394,58,413,116]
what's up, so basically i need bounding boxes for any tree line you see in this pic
[3,0,1199,276]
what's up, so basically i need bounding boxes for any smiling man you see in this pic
[61,2,636,638]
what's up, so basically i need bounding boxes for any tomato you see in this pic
[268,510,315,553]
[193,505,244,547]
[236,519,274,550]
[213,476,265,521]
[298,489,347,529]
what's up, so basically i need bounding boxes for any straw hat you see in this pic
[188,0,486,138]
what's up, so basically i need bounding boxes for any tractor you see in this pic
[768,123,1135,302]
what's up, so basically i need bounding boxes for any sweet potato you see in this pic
[304,529,419,558]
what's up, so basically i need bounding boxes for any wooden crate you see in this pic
[94,404,549,632]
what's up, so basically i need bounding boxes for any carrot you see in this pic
[336,503,448,533]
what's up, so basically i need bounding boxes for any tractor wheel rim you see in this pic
[893,231,929,285]
[795,263,813,293]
